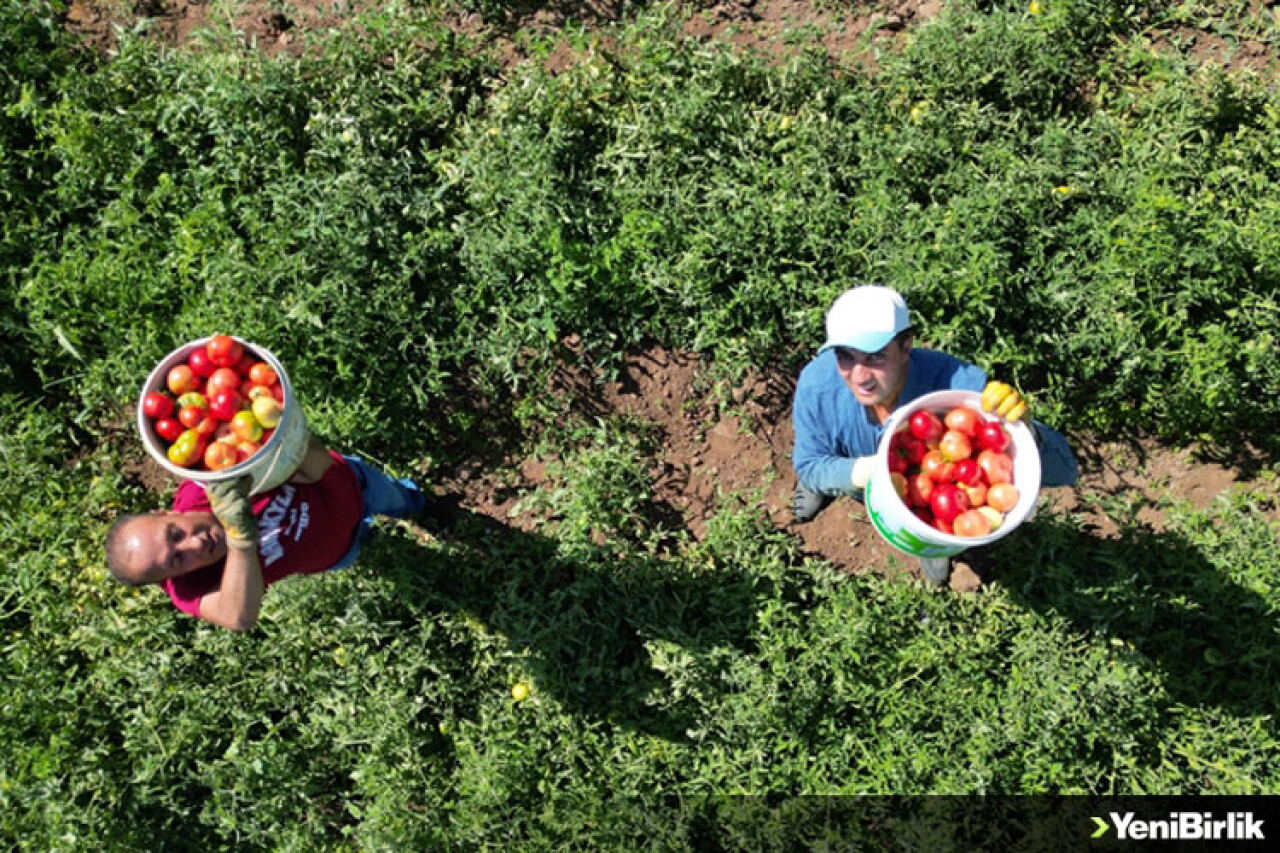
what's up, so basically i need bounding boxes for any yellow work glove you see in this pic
[207,476,258,551]
[980,381,1029,423]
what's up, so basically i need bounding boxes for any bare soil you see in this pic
[74,2,1279,588]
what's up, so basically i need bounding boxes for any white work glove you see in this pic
[851,456,875,491]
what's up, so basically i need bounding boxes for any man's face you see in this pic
[116,512,226,584]
[834,337,911,409]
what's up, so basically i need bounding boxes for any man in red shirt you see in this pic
[106,435,424,630]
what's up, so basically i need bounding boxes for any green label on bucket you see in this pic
[866,481,962,559]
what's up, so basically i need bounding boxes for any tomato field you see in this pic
[3,1,1280,848]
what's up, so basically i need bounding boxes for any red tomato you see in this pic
[204,442,240,472]
[921,450,956,484]
[888,449,909,474]
[154,417,184,443]
[976,420,1010,453]
[912,506,935,527]
[953,459,983,486]
[987,483,1020,512]
[208,389,242,421]
[944,406,981,437]
[206,367,241,396]
[902,436,927,466]
[977,450,1014,485]
[909,410,945,444]
[235,439,262,460]
[142,392,174,419]
[187,347,216,378]
[207,335,243,368]
[233,351,257,377]
[178,405,207,430]
[907,471,935,508]
[166,364,199,396]
[930,483,970,524]
[934,516,954,535]
[953,509,992,538]
[938,430,973,462]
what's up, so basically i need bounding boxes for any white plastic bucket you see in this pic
[865,389,1041,559]
[137,336,309,496]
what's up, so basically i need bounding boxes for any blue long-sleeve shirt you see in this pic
[791,348,1078,495]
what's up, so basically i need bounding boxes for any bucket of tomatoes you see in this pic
[864,389,1041,559]
[137,335,310,496]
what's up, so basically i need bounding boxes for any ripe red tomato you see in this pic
[208,389,242,421]
[953,509,992,538]
[944,406,981,437]
[233,351,257,377]
[938,429,973,462]
[206,367,241,396]
[977,450,1014,485]
[178,405,207,430]
[921,450,956,484]
[907,471,934,508]
[902,436,927,466]
[187,347,216,378]
[888,448,909,474]
[207,335,243,368]
[976,420,1010,453]
[953,458,983,486]
[167,364,199,396]
[142,392,174,419]
[909,410,945,444]
[154,417,184,443]
[987,483,1020,512]
[204,441,240,471]
[930,483,970,524]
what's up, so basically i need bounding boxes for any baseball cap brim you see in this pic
[819,329,898,355]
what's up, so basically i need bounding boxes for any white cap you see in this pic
[819,285,911,354]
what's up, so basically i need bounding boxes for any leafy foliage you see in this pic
[3,0,1280,848]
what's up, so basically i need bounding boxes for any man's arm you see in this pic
[196,547,264,631]
[288,434,332,484]
[199,476,264,631]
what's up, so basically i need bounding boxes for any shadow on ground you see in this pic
[988,512,1280,717]
[377,495,768,742]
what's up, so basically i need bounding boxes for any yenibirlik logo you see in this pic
[1092,812,1265,842]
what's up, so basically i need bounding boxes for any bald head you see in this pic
[105,511,227,585]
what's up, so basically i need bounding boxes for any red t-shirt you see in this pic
[162,452,363,617]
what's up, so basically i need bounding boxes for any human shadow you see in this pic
[376,495,767,743]
[985,510,1280,716]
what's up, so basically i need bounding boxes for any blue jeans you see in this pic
[329,455,424,571]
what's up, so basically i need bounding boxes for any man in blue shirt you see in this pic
[791,285,1078,584]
